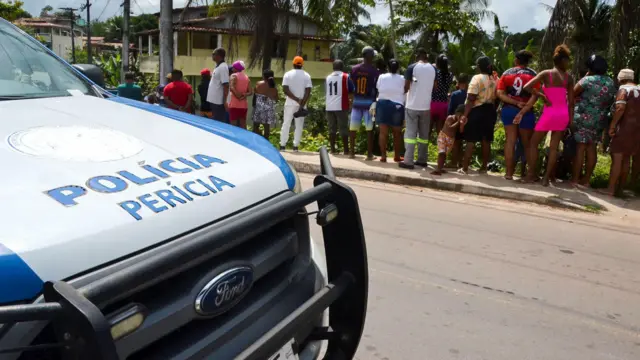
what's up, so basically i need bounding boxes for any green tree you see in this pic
[508,28,545,54]
[395,0,490,54]
[102,14,158,42]
[331,24,399,67]
[0,1,32,21]
[541,0,612,72]
[610,0,640,72]
[446,31,486,76]
[209,0,358,71]
[40,5,53,16]
[328,0,373,36]
[90,20,108,37]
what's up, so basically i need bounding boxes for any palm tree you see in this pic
[331,24,394,67]
[540,0,613,72]
[395,0,494,54]
[609,0,640,72]
[209,0,365,71]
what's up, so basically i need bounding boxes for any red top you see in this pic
[497,66,539,103]
[163,81,193,111]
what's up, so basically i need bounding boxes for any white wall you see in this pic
[51,34,84,61]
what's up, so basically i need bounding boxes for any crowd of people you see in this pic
[116,44,640,197]
[322,44,640,196]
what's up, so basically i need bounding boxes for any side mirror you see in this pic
[72,64,105,88]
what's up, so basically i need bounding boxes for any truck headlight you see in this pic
[288,163,302,193]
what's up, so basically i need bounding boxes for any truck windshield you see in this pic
[0,20,94,99]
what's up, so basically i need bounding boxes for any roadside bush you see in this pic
[590,154,611,189]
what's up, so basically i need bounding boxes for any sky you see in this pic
[23,0,557,34]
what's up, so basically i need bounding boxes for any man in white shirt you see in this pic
[401,48,437,169]
[281,56,312,152]
[206,47,230,123]
[325,60,355,154]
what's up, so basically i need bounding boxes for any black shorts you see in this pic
[211,104,228,124]
[326,111,349,137]
[462,103,496,143]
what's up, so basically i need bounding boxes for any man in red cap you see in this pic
[198,68,212,118]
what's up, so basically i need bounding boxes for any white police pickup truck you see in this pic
[0,19,368,360]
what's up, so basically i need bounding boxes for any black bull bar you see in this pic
[0,147,369,360]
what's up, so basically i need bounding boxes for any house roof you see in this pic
[14,18,73,31]
[153,5,323,27]
[135,25,343,42]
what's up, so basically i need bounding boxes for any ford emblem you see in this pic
[195,266,254,316]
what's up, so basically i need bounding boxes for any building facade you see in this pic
[136,6,340,80]
[15,17,84,61]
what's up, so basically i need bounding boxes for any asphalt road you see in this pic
[301,174,640,360]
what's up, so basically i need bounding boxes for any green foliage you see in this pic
[331,24,399,68]
[329,0,375,37]
[0,0,31,21]
[101,14,159,42]
[90,21,109,38]
[507,28,545,54]
[590,154,612,189]
[40,5,53,17]
[395,0,481,53]
[18,25,48,45]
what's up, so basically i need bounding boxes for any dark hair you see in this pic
[476,56,492,75]
[436,54,449,75]
[263,69,275,88]
[553,44,571,66]
[388,59,400,74]
[586,54,608,75]
[213,47,226,58]
[333,60,345,71]
[515,50,534,66]
[455,104,465,114]
[415,47,428,60]
[171,69,183,79]
[124,72,135,81]
[457,73,469,84]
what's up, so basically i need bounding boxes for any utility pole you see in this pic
[387,0,397,59]
[121,0,131,83]
[59,7,78,63]
[159,0,174,85]
[80,0,92,63]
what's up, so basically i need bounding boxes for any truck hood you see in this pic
[0,95,294,303]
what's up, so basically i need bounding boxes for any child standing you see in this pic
[446,74,469,168]
[433,104,465,175]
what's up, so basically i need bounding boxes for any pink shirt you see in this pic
[229,72,250,109]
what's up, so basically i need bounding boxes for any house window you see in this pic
[209,34,218,50]
[272,37,283,58]
[315,45,320,61]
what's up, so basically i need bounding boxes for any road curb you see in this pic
[288,160,594,212]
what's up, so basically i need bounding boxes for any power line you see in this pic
[97,0,113,20]
[133,0,144,14]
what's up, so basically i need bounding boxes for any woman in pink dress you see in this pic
[520,45,575,186]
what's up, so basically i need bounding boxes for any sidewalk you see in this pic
[282,151,640,215]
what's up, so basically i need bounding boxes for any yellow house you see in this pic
[136,5,341,81]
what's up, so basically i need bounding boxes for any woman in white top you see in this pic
[376,59,406,162]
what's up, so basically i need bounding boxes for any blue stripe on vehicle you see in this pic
[0,244,44,303]
[108,96,296,190]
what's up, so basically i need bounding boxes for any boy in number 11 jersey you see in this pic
[326,60,355,154]
[350,47,380,160]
